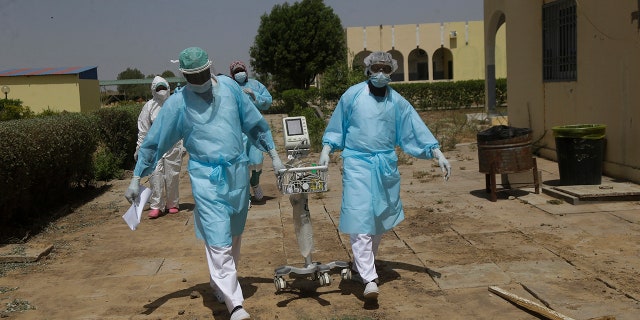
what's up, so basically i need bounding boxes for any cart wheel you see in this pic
[340,268,352,280]
[318,272,331,286]
[274,276,286,291]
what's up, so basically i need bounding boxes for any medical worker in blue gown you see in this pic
[125,47,284,320]
[229,60,273,202]
[318,51,451,301]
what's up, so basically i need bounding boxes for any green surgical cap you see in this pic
[179,47,212,74]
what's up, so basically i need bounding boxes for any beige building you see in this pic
[484,0,640,183]
[345,20,506,82]
[0,66,100,114]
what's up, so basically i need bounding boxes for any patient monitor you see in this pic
[283,116,310,156]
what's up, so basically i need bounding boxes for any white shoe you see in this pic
[252,185,263,201]
[363,281,379,300]
[230,306,250,320]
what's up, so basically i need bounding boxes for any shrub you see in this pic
[0,99,34,121]
[92,104,142,172]
[0,113,98,224]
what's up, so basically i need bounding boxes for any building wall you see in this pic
[1,74,100,113]
[346,20,506,82]
[484,0,640,183]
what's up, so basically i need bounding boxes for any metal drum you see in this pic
[477,126,533,174]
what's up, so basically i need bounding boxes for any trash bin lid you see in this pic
[552,124,606,139]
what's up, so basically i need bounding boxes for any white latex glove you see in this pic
[431,148,452,181]
[318,144,331,167]
[268,149,286,175]
[125,176,141,203]
[243,88,256,100]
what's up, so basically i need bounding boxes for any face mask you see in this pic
[370,72,391,88]
[234,72,247,83]
[188,79,212,93]
[155,89,169,101]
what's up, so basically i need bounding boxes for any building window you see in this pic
[543,0,577,81]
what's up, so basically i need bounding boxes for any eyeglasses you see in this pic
[155,86,167,92]
[370,64,392,74]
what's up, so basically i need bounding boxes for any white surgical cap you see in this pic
[364,51,398,75]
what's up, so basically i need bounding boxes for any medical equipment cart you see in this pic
[273,116,349,291]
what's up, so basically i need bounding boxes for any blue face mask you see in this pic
[370,72,391,88]
[188,79,212,93]
[234,72,247,83]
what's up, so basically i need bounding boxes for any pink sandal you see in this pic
[168,207,179,214]
[148,209,161,219]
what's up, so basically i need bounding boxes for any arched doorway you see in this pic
[408,48,429,81]
[432,47,453,80]
[388,49,404,82]
[352,50,372,72]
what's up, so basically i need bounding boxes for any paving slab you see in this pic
[431,262,511,290]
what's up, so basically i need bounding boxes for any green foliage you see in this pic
[250,0,346,90]
[282,89,326,152]
[389,79,507,110]
[319,60,367,101]
[92,104,142,173]
[160,70,176,78]
[0,113,98,224]
[117,68,147,100]
[0,99,34,121]
[93,146,124,181]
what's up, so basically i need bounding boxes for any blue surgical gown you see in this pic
[134,75,276,246]
[322,81,440,235]
[238,79,272,169]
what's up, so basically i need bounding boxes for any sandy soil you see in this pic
[1,114,639,320]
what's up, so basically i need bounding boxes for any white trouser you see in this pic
[350,233,382,283]
[205,235,243,312]
[149,144,182,210]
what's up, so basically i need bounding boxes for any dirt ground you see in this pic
[1,113,640,320]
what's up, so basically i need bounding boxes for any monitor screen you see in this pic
[285,118,304,136]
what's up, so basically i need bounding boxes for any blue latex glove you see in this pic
[432,148,451,181]
[125,176,141,203]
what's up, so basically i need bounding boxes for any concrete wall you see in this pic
[484,0,640,183]
[1,74,100,113]
[346,20,506,82]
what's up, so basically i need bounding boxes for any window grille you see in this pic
[543,0,577,81]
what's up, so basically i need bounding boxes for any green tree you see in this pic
[160,70,176,78]
[117,68,147,100]
[319,58,367,101]
[250,0,346,90]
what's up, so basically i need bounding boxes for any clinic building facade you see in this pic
[0,66,101,114]
[483,0,640,183]
[345,20,506,82]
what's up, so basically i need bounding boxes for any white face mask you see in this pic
[155,89,169,101]
[234,72,247,83]
[188,79,212,93]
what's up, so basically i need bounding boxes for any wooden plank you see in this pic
[488,286,576,320]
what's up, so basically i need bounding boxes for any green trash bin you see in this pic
[552,124,606,185]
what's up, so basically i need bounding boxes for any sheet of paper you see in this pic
[122,185,151,231]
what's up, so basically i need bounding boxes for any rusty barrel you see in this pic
[477,125,533,174]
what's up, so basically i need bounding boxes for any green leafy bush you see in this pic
[92,104,142,172]
[0,113,97,224]
[0,99,34,121]
[93,146,124,181]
